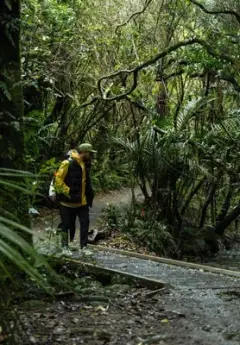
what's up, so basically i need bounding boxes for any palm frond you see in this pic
[0,180,34,194]
[0,168,34,175]
[177,97,215,131]
[0,169,57,289]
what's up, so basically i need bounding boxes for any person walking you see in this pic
[55,143,96,252]
[49,150,78,242]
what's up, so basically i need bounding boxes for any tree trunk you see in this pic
[199,183,216,228]
[181,178,204,216]
[0,0,31,234]
[216,188,233,224]
[214,203,240,236]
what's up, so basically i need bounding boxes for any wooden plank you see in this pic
[89,245,240,279]
[68,258,166,289]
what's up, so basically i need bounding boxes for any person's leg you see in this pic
[57,222,62,235]
[77,206,90,249]
[69,214,76,242]
[59,205,74,247]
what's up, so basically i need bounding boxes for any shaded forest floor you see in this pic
[9,258,240,345]
[12,188,238,345]
[16,283,194,345]
[32,186,240,269]
[32,186,151,254]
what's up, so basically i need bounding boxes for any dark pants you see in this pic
[60,205,89,248]
[57,221,76,242]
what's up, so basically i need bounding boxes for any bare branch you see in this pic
[164,70,240,93]
[76,96,99,110]
[219,73,240,93]
[97,38,235,101]
[164,70,185,81]
[115,0,153,33]
[189,0,240,24]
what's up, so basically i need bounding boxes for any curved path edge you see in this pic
[89,244,240,278]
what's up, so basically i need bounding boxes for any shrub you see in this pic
[100,203,177,256]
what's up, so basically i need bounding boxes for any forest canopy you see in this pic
[0,0,240,253]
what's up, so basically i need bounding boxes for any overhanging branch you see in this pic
[115,0,153,33]
[164,70,240,92]
[189,0,240,24]
[219,73,240,93]
[97,38,235,101]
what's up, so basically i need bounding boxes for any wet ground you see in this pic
[20,245,240,345]
[205,250,240,271]
[31,187,240,345]
[33,187,141,232]
[17,283,218,345]
[70,249,240,345]
[16,247,240,345]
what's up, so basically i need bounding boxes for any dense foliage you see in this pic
[1,0,240,257]
[0,0,240,340]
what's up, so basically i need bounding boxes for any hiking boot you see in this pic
[55,247,72,258]
[69,242,79,251]
[80,247,94,256]
[61,248,72,257]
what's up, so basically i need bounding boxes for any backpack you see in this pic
[48,150,75,202]
[48,175,56,202]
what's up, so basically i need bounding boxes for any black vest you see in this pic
[59,159,94,205]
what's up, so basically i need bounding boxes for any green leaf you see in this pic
[0,81,11,101]
[0,238,44,283]
[0,218,60,289]
[4,0,12,11]
[0,168,33,175]
[0,180,34,195]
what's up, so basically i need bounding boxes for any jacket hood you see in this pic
[70,150,83,164]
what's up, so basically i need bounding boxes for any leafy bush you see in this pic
[129,219,177,256]
[101,203,177,256]
[92,171,130,193]
[0,168,61,343]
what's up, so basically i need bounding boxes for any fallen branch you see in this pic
[70,327,111,339]
[51,291,109,303]
[77,295,109,302]
[137,334,167,344]
[144,287,166,297]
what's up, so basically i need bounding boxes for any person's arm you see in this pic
[55,160,70,196]
[86,166,94,207]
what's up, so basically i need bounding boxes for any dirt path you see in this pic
[90,186,141,227]
[32,187,240,345]
[32,187,141,234]
[69,249,240,345]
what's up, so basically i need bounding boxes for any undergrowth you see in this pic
[100,203,177,256]
[100,202,240,259]
[0,256,136,344]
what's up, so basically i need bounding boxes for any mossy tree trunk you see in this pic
[0,0,31,235]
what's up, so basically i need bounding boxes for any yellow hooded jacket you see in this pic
[55,150,87,207]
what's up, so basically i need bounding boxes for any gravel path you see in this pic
[33,187,141,233]
[34,185,240,345]
[72,249,240,345]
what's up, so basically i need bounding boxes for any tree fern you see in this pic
[0,169,56,288]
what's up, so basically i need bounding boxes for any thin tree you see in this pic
[0,0,31,232]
